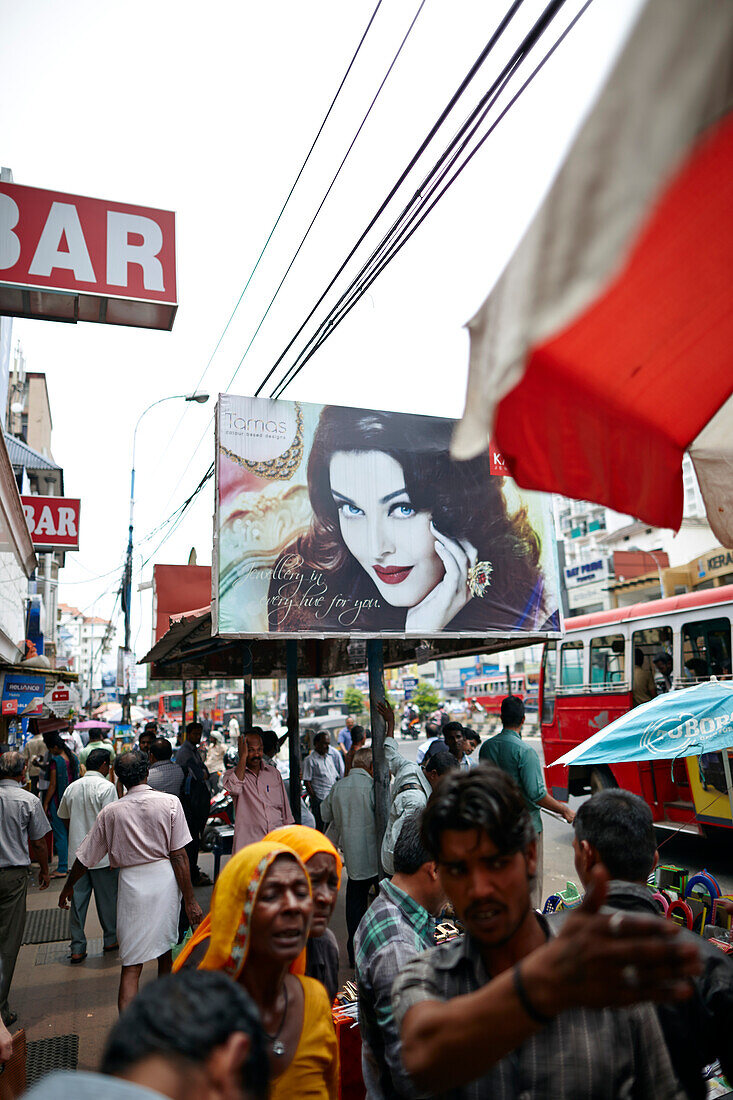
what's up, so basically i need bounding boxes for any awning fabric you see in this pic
[453,0,733,545]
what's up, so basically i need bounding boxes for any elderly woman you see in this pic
[265,825,342,1002]
[177,841,338,1098]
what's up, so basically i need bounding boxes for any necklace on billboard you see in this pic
[468,561,493,598]
[220,402,304,481]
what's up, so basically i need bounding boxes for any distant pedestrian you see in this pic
[176,722,212,886]
[422,722,467,770]
[344,724,367,775]
[224,731,293,852]
[0,750,50,1026]
[79,726,116,769]
[415,721,442,765]
[479,695,574,908]
[302,731,339,832]
[148,737,184,796]
[57,747,118,963]
[136,723,157,760]
[462,728,481,766]
[59,749,203,1012]
[321,746,379,966]
[337,715,355,757]
[22,722,45,796]
[41,730,80,877]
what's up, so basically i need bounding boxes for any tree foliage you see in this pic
[344,686,366,714]
[412,679,440,717]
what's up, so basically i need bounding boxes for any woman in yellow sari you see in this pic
[182,840,338,1098]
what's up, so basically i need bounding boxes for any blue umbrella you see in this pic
[553,678,733,818]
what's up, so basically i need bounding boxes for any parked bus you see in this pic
[540,585,733,836]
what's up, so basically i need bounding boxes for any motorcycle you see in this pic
[400,714,422,739]
[201,788,235,851]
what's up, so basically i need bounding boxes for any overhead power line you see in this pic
[271,0,594,398]
[252,0,529,397]
[154,0,385,469]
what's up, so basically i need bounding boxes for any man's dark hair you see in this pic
[186,721,203,736]
[87,727,104,742]
[424,721,440,739]
[143,721,157,735]
[261,729,278,758]
[443,721,463,737]
[500,695,525,727]
[422,764,534,861]
[115,749,149,789]
[463,727,481,746]
[85,747,111,772]
[351,724,366,746]
[425,750,458,777]
[394,812,433,875]
[0,750,24,779]
[314,730,329,746]
[150,737,173,762]
[101,970,269,1098]
[653,652,672,667]
[574,790,656,881]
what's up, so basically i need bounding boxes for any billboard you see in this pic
[0,182,176,330]
[22,496,80,549]
[214,396,562,639]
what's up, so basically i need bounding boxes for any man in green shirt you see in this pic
[79,727,116,769]
[479,696,574,908]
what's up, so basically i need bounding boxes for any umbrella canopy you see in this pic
[553,679,733,819]
[94,705,154,724]
[452,0,733,546]
[74,719,112,731]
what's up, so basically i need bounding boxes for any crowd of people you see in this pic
[1,697,732,1099]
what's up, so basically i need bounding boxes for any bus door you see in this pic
[631,625,677,808]
[681,616,733,828]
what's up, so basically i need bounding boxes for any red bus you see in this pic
[540,585,733,836]
[464,672,526,715]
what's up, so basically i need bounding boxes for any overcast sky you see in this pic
[0,0,642,670]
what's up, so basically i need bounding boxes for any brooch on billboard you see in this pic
[220,403,304,481]
[468,561,493,598]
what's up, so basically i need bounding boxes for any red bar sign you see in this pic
[21,496,81,549]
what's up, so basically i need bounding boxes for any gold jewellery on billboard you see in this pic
[468,561,493,598]
[220,403,304,481]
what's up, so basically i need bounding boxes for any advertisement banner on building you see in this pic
[22,496,80,549]
[0,182,176,331]
[214,396,562,639]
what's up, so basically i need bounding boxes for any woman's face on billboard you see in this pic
[329,450,443,606]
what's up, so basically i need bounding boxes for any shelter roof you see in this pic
[139,605,548,680]
[4,432,61,471]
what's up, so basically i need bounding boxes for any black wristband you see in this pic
[513,962,553,1025]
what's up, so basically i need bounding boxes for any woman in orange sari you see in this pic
[265,825,342,1002]
[177,840,338,1098]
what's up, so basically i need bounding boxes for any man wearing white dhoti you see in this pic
[59,749,204,1012]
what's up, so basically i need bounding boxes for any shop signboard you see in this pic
[214,395,562,639]
[21,496,80,549]
[0,181,176,330]
[402,675,418,700]
[1,672,46,743]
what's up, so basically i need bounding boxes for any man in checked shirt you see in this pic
[392,766,700,1099]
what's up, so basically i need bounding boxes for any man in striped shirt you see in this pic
[355,814,446,1099]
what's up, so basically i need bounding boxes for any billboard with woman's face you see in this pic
[214,395,563,639]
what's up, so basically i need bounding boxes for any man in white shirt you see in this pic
[302,731,339,833]
[57,746,119,962]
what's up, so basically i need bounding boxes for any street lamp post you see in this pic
[122,392,209,725]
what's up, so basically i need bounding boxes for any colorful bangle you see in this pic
[513,963,553,1025]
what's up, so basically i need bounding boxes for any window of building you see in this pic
[589,635,625,686]
[541,642,556,724]
[560,640,584,687]
[682,619,732,681]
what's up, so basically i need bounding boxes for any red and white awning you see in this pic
[452,0,733,546]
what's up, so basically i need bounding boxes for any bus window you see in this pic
[560,640,584,687]
[682,618,732,681]
[631,626,673,692]
[541,642,556,723]
[589,635,625,686]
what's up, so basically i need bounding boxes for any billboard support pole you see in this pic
[243,649,253,729]
[286,641,301,823]
[368,639,389,873]
[181,680,186,742]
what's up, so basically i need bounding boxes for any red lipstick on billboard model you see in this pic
[373,565,413,585]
